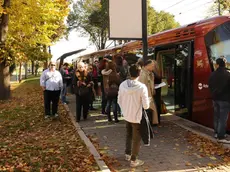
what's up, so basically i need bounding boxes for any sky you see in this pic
[51,0,215,62]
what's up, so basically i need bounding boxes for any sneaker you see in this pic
[217,139,230,144]
[130,159,144,168]
[54,113,59,118]
[44,115,50,119]
[215,134,227,139]
[115,120,120,123]
[125,154,131,161]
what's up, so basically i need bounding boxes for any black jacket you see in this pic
[60,68,71,84]
[140,109,154,145]
[208,67,230,102]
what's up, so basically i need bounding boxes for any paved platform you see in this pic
[67,94,230,172]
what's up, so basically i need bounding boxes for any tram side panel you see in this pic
[192,36,230,131]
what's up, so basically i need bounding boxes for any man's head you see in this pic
[49,61,56,71]
[216,58,225,68]
[129,64,141,79]
[144,59,155,72]
[63,63,69,69]
[88,64,93,72]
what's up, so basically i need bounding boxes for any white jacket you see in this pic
[118,79,150,124]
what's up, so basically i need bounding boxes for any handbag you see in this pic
[161,100,168,114]
[78,86,89,96]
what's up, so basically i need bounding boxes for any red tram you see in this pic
[75,16,230,131]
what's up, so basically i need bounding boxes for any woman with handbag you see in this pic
[102,61,120,122]
[72,62,93,122]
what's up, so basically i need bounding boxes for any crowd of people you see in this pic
[70,56,162,125]
[39,55,230,167]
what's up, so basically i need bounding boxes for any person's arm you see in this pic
[40,71,46,91]
[87,73,94,87]
[118,84,122,107]
[58,72,63,89]
[142,85,150,110]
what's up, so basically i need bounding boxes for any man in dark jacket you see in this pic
[60,63,71,104]
[208,58,230,144]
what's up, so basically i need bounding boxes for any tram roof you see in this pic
[75,16,230,61]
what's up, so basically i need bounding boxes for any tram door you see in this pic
[155,42,193,118]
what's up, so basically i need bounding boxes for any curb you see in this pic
[169,115,230,149]
[63,104,111,172]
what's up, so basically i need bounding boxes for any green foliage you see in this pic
[67,0,179,50]
[148,9,180,34]
[67,0,107,50]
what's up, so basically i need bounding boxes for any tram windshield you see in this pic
[205,21,230,70]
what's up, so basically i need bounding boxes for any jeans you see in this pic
[101,90,107,114]
[44,90,60,116]
[106,96,118,121]
[61,83,67,103]
[125,122,141,161]
[213,100,230,139]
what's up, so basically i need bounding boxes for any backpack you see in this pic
[107,83,119,98]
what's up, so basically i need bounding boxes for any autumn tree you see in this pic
[207,0,230,16]
[0,0,69,100]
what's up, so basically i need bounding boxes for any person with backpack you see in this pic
[60,63,71,104]
[99,57,109,114]
[102,61,120,122]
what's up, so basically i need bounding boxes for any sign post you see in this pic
[142,0,148,62]
[109,0,148,61]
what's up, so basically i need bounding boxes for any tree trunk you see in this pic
[43,60,48,70]
[0,61,10,100]
[31,60,34,75]
[35,63,39,76]
[0,0,11,100]
[24,63,28,79]
[0,0,10,44]
[19,62,22,83]
[43,45,48,69]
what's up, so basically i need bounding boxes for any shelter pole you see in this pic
[142,0,148,62]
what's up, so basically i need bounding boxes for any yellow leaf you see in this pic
[185,162,192,166]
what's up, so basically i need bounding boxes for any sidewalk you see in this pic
[67,94,230,172]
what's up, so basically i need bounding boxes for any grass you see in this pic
[0,78,99,172]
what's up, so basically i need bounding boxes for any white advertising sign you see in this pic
[109,0,142,39]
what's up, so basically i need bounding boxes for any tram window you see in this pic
[205,21,230,70]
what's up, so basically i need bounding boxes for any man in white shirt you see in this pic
[40,61,63,119]
[118,64,149,167]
